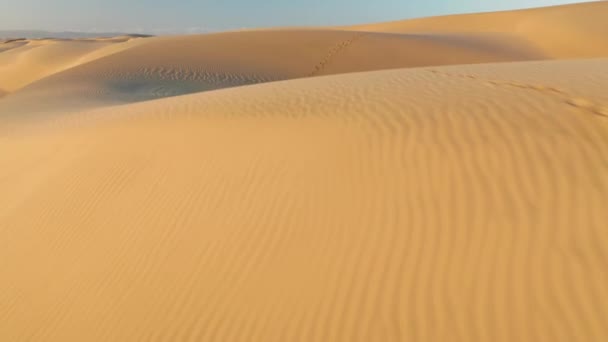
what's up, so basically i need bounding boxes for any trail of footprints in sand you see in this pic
[308,33,368,77]
[428,69,608,118]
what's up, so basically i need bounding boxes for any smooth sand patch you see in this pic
[348,1,608,58]
[0,37,150,93]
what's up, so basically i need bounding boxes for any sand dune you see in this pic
[1,58,607,341]
[0,39,29,53]
[349,1,608,58]
[0,30,151,40]
[1,1,608,341]
[0,29,546,116]
[2,2,607,116]
[0,36,147,93]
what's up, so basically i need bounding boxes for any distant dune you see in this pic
[1,2,607,117]
[0,30,151,40]
[0,35,152,94]
[1,2,607,342]
[348,1,608,58]
[0,29,548,116]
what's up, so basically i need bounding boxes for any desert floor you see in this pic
[1,1,607,341]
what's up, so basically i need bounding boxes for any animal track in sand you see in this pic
[308,33,368,77]
[427,69,608,118]
[565,98,608,117]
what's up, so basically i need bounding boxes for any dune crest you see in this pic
[348,1,608,58]
[0,29,546,116]
[0,36,149,93]
[2,2,607,116]
[1,2,608,341]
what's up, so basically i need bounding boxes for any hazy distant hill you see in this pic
[0,30,151,39]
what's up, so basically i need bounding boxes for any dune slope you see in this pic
[350,1,608,58]
[2,2,607,117]
[0,29,546,115]
[0,39,29,53]
[0,37,146,93]
[1,59,607,341]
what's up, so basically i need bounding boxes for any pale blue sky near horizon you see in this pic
[0,0,596,34]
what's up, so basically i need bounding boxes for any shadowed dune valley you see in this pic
[1,1,608,341]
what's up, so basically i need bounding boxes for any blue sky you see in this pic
[0,0,595,33]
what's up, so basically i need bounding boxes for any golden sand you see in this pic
[1,2,607,341]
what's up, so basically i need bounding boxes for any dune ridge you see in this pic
[1,2,608,341]
[2,2,607,115]
[0,39,28,53]
[0,29,548,116]
[349,1,608,58]
[0,36,149,93]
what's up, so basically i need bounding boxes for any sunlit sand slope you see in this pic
[0,37,146,93]
[349,1,608,58]
[1,59,607,341]
[3,1,606,117]
[0,29,545,115]
[0,39,29,53]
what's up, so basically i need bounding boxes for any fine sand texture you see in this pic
[1,2,608,342]
[1,58,608,342]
